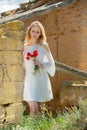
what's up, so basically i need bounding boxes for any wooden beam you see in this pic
[55,61,87,79]
[0,0,77,24]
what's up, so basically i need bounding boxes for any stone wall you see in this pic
[0,0,87,124]
[0,20,24,125]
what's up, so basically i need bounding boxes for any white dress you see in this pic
[23,42,55,102]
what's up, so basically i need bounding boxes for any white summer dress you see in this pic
[23,42,55,102]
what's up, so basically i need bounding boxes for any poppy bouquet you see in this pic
[26,50,39,75]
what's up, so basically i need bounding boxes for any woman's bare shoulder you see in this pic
[42,42,49,52]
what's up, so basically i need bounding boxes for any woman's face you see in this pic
[30,25,41,41]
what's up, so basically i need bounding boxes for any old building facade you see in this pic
[0,0,87,124]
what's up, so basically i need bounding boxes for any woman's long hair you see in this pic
[24,21,47,46]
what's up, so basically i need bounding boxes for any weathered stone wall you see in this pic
[0,20,24,125]
[23,0,87,108]
[1,0,87,123]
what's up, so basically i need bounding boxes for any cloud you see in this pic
[0,0,29,13]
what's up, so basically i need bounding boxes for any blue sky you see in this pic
[0,0,29,13]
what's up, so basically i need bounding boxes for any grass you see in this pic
[1,100,87,130]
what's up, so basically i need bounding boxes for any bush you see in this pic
[1,100,87,130]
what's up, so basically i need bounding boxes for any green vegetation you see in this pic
[1,100,87,130]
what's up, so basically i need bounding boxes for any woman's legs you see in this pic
[28,101,39,115]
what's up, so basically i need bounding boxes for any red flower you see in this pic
[25,50,39,75]
[27,52,32,57]
[26,56,30,60]
[26,52,32,60]
[32,50,38,57]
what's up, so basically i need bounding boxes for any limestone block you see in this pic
[0,38,3,50]
[7,65,24,82]
[0,81,23,104]
[0,66,3,83]
[0,64,24,83]
[5,30,25,41]
[0,36,23,51]
[0,106,5,119]
[0,64,11,82]
[0,82,15,104]
[0,103,23,125]
[6,103,23,123]
[15,82,23,103]
[0,51,4,64]
[0,51,23,64]
[0,29,3,36]
[15,103,24,123]
[5,20,24,31]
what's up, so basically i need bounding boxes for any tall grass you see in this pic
[1,100,87,130]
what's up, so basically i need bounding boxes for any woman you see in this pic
[23,21,55,115]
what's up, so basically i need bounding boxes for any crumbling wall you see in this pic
[0,0,87,120]
[0,20,24,125]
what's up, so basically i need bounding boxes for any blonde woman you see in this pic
[23,21,55,115]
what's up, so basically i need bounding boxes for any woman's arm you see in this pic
[42,43,55,68]
[41,42,56,76]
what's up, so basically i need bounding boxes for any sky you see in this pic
[0,0,29,13]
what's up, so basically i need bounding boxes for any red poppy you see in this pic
[26,57,30,60]
[32,50,38,57]
[25,50,39,74]
[27,52,32,57]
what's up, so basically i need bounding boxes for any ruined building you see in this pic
[0,0,87,125]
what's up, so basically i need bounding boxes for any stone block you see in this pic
[0,66,3,83]
[7,65,24,82]
[15,103,24,123]
[6,103,23,123]
[15,82,23,103]
[0,51,4,64]
[0,103,23,125]
[0,36,23,51]
[0,51,23,64]
[0,106,5,119]
[0,29,4,36]
[5,30,24,41]
[5,20,24,31]
[0,82,24,104]
[0,64,24,83]
[0,82,15,104]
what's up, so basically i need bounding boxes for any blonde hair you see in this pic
[24,21,47,46]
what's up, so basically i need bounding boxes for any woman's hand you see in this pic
[34,60,43,68]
